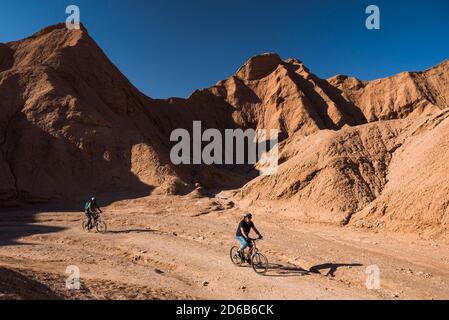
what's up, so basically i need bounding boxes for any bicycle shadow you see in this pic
[309,263,363,277]
[247,262,363,278]
[263,263,310,277]
[107,229,157,235]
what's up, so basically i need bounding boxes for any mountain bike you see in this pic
[230,238,268,275]
[82,213,107,233]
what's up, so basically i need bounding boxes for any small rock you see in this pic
[173,232,178,236]
[225,201,235,209]
[417,271,432,278]
[154,269,164,274]
[202,281,209,287]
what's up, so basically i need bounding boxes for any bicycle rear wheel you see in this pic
[82,220,90,232]
[230,246,244,266]
[251,253,268,274]
[96,220,107,233]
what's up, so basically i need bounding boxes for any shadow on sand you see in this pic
[0,267,62,300]
[309,263,364,277]
[264,263,311,277]
[0,208,66,247]
[107,228,157,235]
[241,262,364,278]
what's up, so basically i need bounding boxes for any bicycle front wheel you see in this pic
[251,253,268,275]
[96,220,107,233]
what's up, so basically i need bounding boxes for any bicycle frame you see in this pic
[86,213,101,228]
[246,238,261,257]
[91,211,102,222]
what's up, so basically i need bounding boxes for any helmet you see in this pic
[244,213,253,219]
[91,197,96,202]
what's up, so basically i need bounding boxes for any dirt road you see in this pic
[1,194,449,300]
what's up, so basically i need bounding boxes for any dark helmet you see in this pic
[244,213,253,219]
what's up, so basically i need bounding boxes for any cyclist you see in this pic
[84,197,103,230]
[235,213,263,262]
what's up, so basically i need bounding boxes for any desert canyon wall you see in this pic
[1,24,448,236]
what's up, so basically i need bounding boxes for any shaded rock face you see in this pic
[1,24,449,237]
[236,53,283,81]
[0,24,181,202]
[0,44,14,72]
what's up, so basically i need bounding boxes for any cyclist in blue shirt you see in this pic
[235,213,263,262]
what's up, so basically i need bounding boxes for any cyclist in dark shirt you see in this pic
[235,213,263,262]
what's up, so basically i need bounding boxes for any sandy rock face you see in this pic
[239,121,403,224]
[214,53,367,138]
[350,109,449,235]
[329,60,449,122]
[240,107,449,235]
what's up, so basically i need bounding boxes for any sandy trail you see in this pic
[1,194,448,300]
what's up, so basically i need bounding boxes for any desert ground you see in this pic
[1,193,448,300]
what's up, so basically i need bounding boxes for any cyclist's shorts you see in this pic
[236,236,252,250]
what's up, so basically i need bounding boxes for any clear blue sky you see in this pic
[1,0,448,98]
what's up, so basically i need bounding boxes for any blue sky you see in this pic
[1,0,448,98]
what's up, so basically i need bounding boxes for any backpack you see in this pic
[83,200,91,211]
